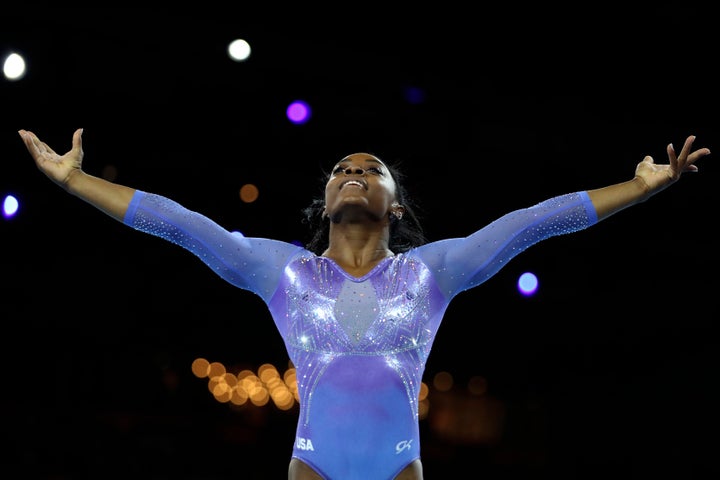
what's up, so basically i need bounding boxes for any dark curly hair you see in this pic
[301,157,427,255]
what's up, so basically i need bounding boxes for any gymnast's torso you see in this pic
[271,252,442,478]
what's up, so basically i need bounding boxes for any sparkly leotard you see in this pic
[124,190,597,480]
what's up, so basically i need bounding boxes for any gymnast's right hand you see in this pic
[18,128,84,189]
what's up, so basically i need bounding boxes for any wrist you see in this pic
[632,174,659,203]
[63,168,86,194]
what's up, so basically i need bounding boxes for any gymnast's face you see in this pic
[323,153,399,223]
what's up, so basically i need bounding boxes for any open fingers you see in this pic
[678,135,697,163]
[678,135,710,173]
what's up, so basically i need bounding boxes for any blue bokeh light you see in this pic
[517,272,538,296]
[3,194,19,219]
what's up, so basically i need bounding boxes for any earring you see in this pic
[391,203,403,220]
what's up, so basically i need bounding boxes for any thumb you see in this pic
[72,128,84,151]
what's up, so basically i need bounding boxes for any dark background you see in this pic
[2,6,718,479]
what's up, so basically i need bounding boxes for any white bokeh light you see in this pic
[227,39,251,62]
[3,52,26,80]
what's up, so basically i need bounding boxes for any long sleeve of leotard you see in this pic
[122,190,303,303]
[122,190,595,303]
[414,191,597,299]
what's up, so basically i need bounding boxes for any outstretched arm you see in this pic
[588,135,710,221]
[18,128,135,221]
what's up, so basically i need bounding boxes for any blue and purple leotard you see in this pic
[124,190,597,479]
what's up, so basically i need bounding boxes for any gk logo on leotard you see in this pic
[296,437,314,451]
[395,439,412,454]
